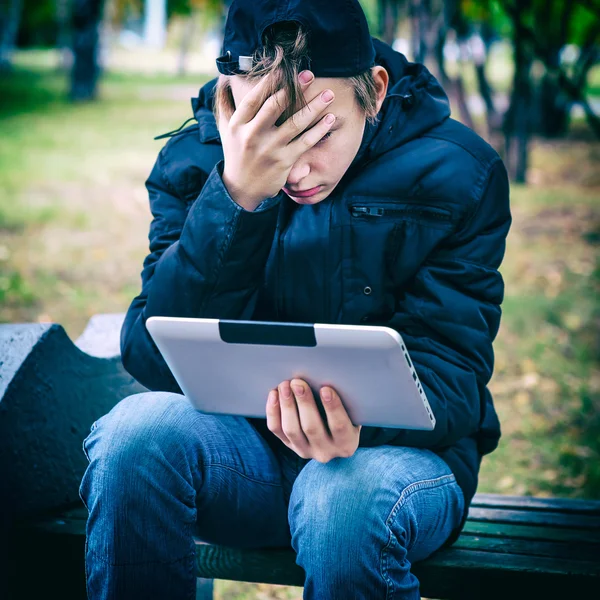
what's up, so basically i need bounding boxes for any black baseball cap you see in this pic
[216,0,376,78]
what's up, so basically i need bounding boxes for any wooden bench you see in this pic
[2,314,599,600]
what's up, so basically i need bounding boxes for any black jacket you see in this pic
[121,38,511,537]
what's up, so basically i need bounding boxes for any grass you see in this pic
[480,174,600,498]
[1,53,599,599]
[0,62,205,334]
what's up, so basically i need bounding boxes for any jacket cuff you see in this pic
[216,160,283,213]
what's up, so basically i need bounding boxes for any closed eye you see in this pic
[316,131,333,145]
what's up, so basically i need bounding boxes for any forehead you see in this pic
[229,75,357,115]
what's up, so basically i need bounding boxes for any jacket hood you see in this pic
[190,37,450,166]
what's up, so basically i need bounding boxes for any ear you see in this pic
[371,66,389,113]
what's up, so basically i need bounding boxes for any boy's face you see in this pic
[228,75,371,205]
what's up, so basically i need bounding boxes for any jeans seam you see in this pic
[82,435,92,463]
[380,474,457,600]
[203,462,282,487]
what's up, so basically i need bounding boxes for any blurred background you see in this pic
[0,1,598,597]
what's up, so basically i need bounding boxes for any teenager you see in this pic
[79,1,511,598]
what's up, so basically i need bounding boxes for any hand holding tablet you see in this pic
[266,377,361,462]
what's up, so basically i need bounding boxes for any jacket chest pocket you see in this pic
[343,201,454,323]
[349,202,453,228]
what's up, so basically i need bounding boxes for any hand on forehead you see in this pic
[230,75,354,120]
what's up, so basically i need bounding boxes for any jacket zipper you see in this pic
[350,205,451,222]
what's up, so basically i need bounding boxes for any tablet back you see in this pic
[146,317,436,430]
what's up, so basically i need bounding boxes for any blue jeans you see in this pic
[79,392,464,599]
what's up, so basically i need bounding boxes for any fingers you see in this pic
[319,386,359,443]
[253,70,315,130]
[230,71,274,126]
[278,381,309,451]
[286,112,335,156]
[265,389,291,445]
[277,381,311,453]
[252,87,289,130]
[279,87,335,146]
[266,381,360,462]
[289,379,329,442]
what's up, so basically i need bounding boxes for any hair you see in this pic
[213,22,380,127]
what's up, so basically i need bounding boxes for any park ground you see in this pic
[1,53,599,599]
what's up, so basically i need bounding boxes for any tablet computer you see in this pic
[146,317,436,430]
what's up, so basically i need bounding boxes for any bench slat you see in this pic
[472,493,600,514]
[29,510,599,558]
[413,550,600,600]
[462,520,600,545]
[188,541,600,593]
[467,506,600,529]
[36,504,600,541]
[453,532,598,561]
[194,542,304,587]
[417,546,600,577]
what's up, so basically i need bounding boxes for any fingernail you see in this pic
[325,114,335,124]
[299,70,313,84]
[291,383,304,396]
[281,384,292,399]
[321,90,334,102]
[268,390,278,405]
[321,387,332,402]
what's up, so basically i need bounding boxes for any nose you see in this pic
[286,159,311,187]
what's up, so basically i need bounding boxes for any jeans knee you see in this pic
[80,392,198,493]
[287,450,431,559]
[79,391,203,566]
[287,448,463,599]
[288,457,383,554]
[84,391,192,459]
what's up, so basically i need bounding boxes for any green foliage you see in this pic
[0,270,37,312]
[18,0,59,47]
[462,0,512,37]
[463,0,599,48]
[569,2,600,47]
[358,0,379,34]
[109,0,143,25]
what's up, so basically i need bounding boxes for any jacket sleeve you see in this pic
[359,158,511,451]
[120,149,282,392]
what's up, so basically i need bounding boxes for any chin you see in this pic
[292,196,324,205]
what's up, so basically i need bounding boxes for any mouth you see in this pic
[283,185,323,198]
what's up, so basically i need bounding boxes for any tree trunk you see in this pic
[537,71,570,137]
[70,0,104,102]
[144,0,167,49]
[0,0,23,70]
[177,14,196,76]
[410,0,436,63]
[472,25,500,137]
[503,4,533,184]
[378,0,400,47]
[452,40,476,131]
[434,0,475,132]
[56,0,73,71]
